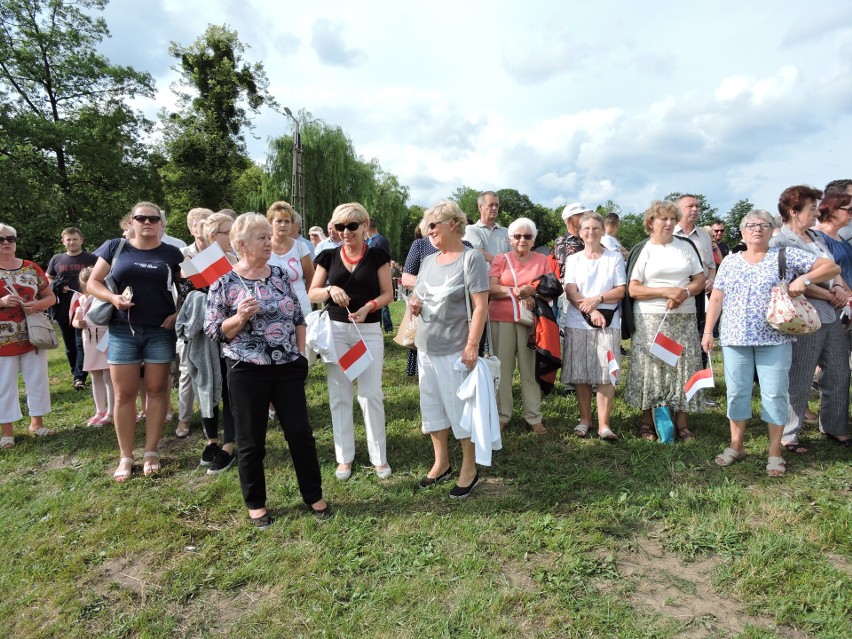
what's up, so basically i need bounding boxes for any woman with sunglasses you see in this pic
[487,217,555,434]
[88,202,184,481]
[0,224,57,450]
[309,203,394,481]
[702,209,838,475]
[562,212,627,440]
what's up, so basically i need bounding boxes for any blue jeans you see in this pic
[108,323,177,365]
[722,343,791,425]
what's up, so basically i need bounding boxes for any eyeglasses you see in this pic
[427,221,445,230]
[839,206,852,212]
[743,223,772,231]
[216,230,230,235]
[133,215,162,224]
[0,236,17,243]
[334,222,362,232]
[512,233,533,240]
[711,229,725,234]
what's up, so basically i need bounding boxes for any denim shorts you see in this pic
[107,323,177,365]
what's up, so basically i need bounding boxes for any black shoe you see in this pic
[306,502,333,521]
[200,442,220,467]
[418,466,452,489]
[249,511,273,529]
[703,397,720,408]
[207,448,236,474]
[449,473,479,499]
[73,379,86,391]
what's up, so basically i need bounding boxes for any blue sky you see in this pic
[100,0,852,216]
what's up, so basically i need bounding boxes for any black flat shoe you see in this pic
[249,512,274,529]
[306,502,333,521]
[823,433,851,448]
[418,466,452,488]
[449,473,479,499]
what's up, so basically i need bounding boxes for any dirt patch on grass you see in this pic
[609,533,812,639]
[477,476,513,498]
[40,454,81,471]
[92,553,165,600]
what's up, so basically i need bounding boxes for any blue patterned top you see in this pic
[714,247,816,346]
[204,265,304,365]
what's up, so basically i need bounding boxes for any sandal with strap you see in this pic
[782,441,808,454]
[715,447,746,466]
[639,423,657,441]
[0,436,15,450]
[29,426,55,437]
[766,456,786,477]
[598,427,618,441]
[574,422,591,437]
[113,457,134,482]
[143,451,161,476]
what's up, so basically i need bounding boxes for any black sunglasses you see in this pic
[0,235,17,243]
[334,221,362,232]
[133,215,162,224]
[427,221,445,230]
[512,233,533,241]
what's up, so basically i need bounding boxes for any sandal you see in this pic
[528,423,547,435]
[781,441,808,454]
[87,412,107,427]
[0,436,14,450]
[94,413,113,427]
[113,457,134,482]
[639,423,657,441]
[29,426,55,437]
[715,447,746,466]
[598,427,618,441]
[175,422,190,438]
[574,422,591,437]
[136,411,146,424]
[822,433,851,448]
[766,456,786,477]
[143,451,161,476]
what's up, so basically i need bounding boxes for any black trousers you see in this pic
[226,356,323,510]
[201,357,235,444]
[57,319,86,382]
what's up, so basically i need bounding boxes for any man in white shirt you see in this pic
[158,208,187,249]
[601,212,629,259]
[462,191,509,264]
[674,194,715,292]
[291,210,315,252]
[314,220,342,256]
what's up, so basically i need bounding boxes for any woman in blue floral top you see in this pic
[204,213,330,528]
[702,210,838,477]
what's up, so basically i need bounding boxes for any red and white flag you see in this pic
[606,350,619,385]
[649,331,683,367]
[339,339,373,381]
[68,291,82,323]
[684,368,714,401]
[181,243,232,289]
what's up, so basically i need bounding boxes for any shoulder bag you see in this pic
[463,249,501,391]
[87,239,127,326]
[766,247,821,335]
[25,311,58,349]
[393,288,417,349]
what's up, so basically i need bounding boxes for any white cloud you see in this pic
[311,19,366,67]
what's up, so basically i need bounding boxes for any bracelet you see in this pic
[831,284,843,290]
[326,285,333,298]
[599,295,605,304]
[367,299,378,311]
[702,332,714,336]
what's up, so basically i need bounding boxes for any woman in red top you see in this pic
[0,224,57,449]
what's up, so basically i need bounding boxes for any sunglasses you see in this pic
[334,222,362,232]
[133,215,162,224]
[0,236,17,243]
[427,221,445,230]
[512,233,533,240]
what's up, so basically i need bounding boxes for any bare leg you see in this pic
[141,362,170,455]
[767,423,783,459]
[427,428,451,478]
[458,438,477,486]
[728,419,747,454]
[575,384,593,425]
[596,384,615,434]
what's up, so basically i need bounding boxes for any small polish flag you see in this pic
[606,350,619,385]
[68,291,81,323]
[649,332,683,367]
[181,243,232,289]
[96,329,110,353]
[339,339,373,381]
[684,368,714,401]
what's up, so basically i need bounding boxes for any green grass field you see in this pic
[0,301,849,638]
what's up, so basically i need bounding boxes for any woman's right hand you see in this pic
[328,285,351,308]
[0,293,22,308]
[409,296,423,317]
[112,293,134,311]
[237,295,260,322]
[665,287,689,310]
[701,334,714,353]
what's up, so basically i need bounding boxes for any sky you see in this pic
[99,0,852,216]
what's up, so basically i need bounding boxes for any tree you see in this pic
[724,198,754,243]
[664,192,718,228]
[159,24,273,214]
[0,0,157,261]
[617,213,648,249]
[449,186,480,221]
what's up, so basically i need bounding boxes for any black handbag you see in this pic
[581,307,616,328]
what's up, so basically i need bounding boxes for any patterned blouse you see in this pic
[0,260,50,356]
[204,266,305,365]
[551,233,584,281]
[714,247,816,346]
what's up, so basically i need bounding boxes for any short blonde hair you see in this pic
[266,201,296,224]
[643,200,681,234]
[200,213,234,243]
[0,223,16,237]
[423,201,467,237]
[187,207,214,233]
[230,213,271,255]
[330,202,370,226]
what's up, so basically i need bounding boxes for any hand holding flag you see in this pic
[181,243,233,289]
[684,368,714,401]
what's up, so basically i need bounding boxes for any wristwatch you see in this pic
[803,278,811,286]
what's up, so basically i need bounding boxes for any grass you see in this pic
[0,300,849,638]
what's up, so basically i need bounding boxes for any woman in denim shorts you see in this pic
[88,202,184,481]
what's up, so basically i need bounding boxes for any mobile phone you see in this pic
[122,286,133,301]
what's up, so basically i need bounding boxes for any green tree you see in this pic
[449,186,480,221]
[617,212,648,249]
[724,198,754,243]
[159,24,273,215]
[0,0,157,261]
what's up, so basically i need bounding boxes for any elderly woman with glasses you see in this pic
[0,224,57,450]
[487,217,556,434]
[308,203,394,481]
[702,210,839,476]
[88,202,184,481]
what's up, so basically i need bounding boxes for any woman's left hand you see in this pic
[516,284,536,299]
[348,306,370,323]
[588,309,606,328]
[160,312,178,330]
[461,342,479,369]
[577,297,599,314]
[20,300,40,314]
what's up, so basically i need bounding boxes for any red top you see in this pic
[0,260,50,356]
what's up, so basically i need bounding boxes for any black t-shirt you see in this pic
[46,251,98,320]
[94,239,183,327]
[315,246,390,323]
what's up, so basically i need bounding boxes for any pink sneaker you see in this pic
[87,412,106,427]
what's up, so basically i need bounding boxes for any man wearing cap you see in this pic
[462,191,509,263]
[674,194,715,292]
[552,202,589,279]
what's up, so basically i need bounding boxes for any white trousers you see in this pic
[324,321,387,466]
[176,338,195,422]
[0,349,51,423]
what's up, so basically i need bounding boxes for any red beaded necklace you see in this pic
[341,243,365,265]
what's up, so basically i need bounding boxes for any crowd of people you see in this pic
[1,181,850,528]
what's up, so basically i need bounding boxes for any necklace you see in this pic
[341,243,365,265]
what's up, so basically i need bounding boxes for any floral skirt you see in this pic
[561,327,622,385]
[623,311,704,412]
